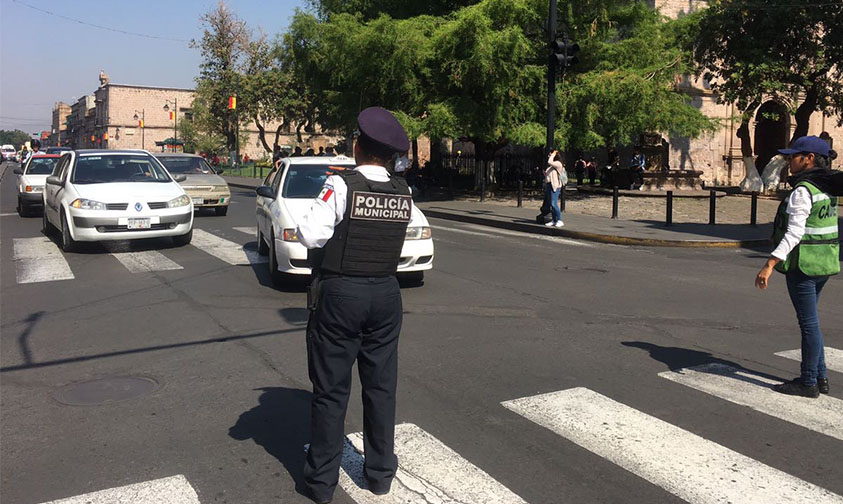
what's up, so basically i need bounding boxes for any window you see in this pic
[282,164,354,199]
[71,154,171,184]
[157,156,213,174]
[26,157,59,175]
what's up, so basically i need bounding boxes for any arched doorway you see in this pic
[753,101,789,173]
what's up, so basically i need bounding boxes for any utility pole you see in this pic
[546,0,557,159]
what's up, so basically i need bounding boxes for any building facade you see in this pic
[50,102,71,147]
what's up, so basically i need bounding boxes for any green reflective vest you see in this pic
[772,181,840,276]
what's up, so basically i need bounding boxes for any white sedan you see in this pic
[42,150,194,252]
[14,154,61,216]
[255,156,434,286]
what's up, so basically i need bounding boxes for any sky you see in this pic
[0,0,309,134]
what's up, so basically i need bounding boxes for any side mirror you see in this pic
[13,168,22,175]
[215,167,225,174]
[255,185,276,199]
[173,174,187,182]
[46,175,63,186]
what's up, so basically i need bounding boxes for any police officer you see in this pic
[22,139,42,165]
[756,135,842,398]
[297,107,412,503]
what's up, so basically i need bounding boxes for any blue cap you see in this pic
[357,106,410,154]
[778,135,830,158]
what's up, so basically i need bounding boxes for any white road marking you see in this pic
[233,226,257,236]
[659,363,843,441]
[111,250,183,273]
[776,348,843,374]
[39,474,200,504]
[191,228,266,265]
[13,237,74,284]
[1,212,19,217]
[502,387,843,504]
[432,223,593,247]
[337,423,529,504]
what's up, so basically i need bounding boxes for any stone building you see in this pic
[63,74,340,161]
[50,102,71,147]
[653,0,842,185]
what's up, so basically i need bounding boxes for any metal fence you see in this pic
[430,151,548,191]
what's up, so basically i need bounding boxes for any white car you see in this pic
[42,150,194,252]
[2,144,17,162]
[14,154,61,216]
[255,156,434,286]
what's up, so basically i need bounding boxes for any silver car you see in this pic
[155,153,231,216]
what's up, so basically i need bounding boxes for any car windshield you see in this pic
[72,154,172,184]
[26,157,59,175]
[158,156,214,174]
[282,164,356,199]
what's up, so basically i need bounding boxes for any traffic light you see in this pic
[551,35,579,70]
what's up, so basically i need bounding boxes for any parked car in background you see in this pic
[1,144,17,162]
[42,150,194,252]
[45,146,72,155]
[255,155,434,286]
[154,153,231,216]
[13,154,61,216]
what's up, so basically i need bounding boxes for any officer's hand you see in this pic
[755,259,777,290]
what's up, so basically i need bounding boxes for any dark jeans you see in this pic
[304,275,402,500]
[545,183,562,223]
[785,270,829,386]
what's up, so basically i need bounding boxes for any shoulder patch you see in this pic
[318,184,334,202]
[350,191,412,222]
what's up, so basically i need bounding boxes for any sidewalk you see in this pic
[223,175,773,248]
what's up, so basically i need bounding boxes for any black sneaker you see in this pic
[773,378,819,398]
[818,377,829,395]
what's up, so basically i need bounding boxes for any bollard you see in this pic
[252,163,256,178]
[560,184,566,212]
[750,191,758,226]
[448,168,454,200]
[517,179,523,208]
[709,189,716,225]
[612,186,619,219]
[666,190,673,226]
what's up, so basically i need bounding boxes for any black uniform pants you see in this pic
[303,275,402,499]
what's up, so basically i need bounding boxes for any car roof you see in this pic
[31,154,61,158]
[155,153,202,158]
[75,149,150,156]
[286,155,355,165]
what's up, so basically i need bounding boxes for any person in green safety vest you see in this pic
[756,135,843,398]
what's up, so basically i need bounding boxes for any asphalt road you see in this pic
[1,159,841,504]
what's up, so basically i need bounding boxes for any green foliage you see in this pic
[308,0,480,20]
[0,129,31,147]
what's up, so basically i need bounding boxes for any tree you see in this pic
[683,0,843,172]
[307,0,480,20]
[191,1,250,154]
[0,129,31,147]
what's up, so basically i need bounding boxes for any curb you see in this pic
[421,209,771,249]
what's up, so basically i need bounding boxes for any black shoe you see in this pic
[306,488,332,504]
[773,378,819,398]
[818,377,829,395]
[367,480,391,496]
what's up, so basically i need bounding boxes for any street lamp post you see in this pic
[133,109,145,150]
[163,99,178,152]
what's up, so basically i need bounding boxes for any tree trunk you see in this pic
[273,124,284,150]
[254,116,271,153]
[791,80,820,143]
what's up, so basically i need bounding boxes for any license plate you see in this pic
[192,197,204,205]
[127,218,151,230]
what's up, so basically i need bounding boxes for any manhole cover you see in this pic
[53,376,159,406]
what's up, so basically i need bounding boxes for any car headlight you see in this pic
[70,198,106,210]
[282,228,299,242]
[214,185,229,193]
[168,195,191,208]
[405,226,431,240]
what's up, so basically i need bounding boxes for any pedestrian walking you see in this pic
[574,155,586,186]
[297,106,412,503]
[630,146,645,190]
[755,135,843,398]
[586,157,597,185]
[544,149,566,227]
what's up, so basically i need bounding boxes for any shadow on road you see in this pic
[229,387,311,498]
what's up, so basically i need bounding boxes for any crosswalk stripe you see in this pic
[191,229,266,266]
[776,348,843,374]
[233,226,256,236]
[659,363,843,441]
[338,423,529,503]
[111,251,184,273]
[39,474,200,504]
[12,237,74,284]
[502,387,843,504]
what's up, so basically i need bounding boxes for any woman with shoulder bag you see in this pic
[544,150,565,227]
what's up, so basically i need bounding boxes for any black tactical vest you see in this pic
[309,170,411,277]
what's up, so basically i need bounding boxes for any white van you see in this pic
[1,145,17,162]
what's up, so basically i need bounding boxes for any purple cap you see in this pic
[779,135,830,158]
[357,107,410,154]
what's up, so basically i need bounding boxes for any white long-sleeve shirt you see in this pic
[771,186,813,261]
[297,164,394,249]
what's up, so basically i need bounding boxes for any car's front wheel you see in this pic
[42,208,54,235]
[257,227,269,256]
[17,196,26,217]
[398,271,424,287]
[268,231,285,286]
[173,229,193,247]
[215,206,228,216]
[60,210,77,252]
